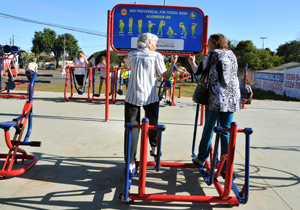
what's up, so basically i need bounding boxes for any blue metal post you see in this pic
[122,122,133,202]
[155,125,165,172]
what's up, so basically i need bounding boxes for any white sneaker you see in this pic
[129,163,136,172]
[129,163,137,176]
[150,146,157,156]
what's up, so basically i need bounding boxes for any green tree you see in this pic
[95,50,119,66]
[233,40,284,71]
[52,33,79,67]
[227,39,238,51]
[31,31,43,56]
[41,28,57,54]
[237,48,283,71]
[276,40,300,62]
[233,40,256,58]
[32,28,79,67]
[64,33,80,58]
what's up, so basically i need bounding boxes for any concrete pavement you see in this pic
[0,91,299,210]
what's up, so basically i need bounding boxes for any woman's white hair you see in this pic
[137,33,158,49]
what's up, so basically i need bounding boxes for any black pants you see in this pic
[26,70,34,80]
[124,101,159,164]
[75,74,84,86]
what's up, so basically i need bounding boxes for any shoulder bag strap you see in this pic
[201,51,214,81]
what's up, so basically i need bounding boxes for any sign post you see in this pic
[105,4,208,122]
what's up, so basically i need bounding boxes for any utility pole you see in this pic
[260,37,267,49]
[63,33,65,68]
[164,0,166,5]
[12,35,14,46]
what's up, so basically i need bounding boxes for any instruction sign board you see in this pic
[111,4,205,54]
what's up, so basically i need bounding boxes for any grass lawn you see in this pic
[6,82,300,102]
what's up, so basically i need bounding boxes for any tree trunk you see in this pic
[55,58,59,69]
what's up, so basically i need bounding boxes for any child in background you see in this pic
[7,60,18,81]
[97,56,106,96]
[25,57,38,80]
[164,56,178,103]
[117,55,130,95]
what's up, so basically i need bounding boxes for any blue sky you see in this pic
[1,0,299,57]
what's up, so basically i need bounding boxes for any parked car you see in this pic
[46,64,56,70]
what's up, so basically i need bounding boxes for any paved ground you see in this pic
[0,91,299,210]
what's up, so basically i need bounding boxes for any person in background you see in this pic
[188,33,241,178]
[61,62,67,77]
[117,55,130,95]
[124,32,177,176]
[25,57,38,80]
[97,56,106,96]
[71,51,88,92]
[7,60,15,81]
[240,80,253,104]
[163,56,184,104]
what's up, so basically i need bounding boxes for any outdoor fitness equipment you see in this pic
[0,72,52,179]
[71,67,90,95]
[91,66,125,103]
[0,45,29,98]
[120,117,252,206]
[64,66,126,103]
[64,66,92,102]
[120,81,253,205]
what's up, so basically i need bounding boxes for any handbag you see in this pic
[192,52,213,105]
[192,78,209,105]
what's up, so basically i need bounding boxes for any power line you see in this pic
[0,12,107,37]
[0,0,100,23]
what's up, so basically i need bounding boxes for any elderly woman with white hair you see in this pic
[124,33,177,176]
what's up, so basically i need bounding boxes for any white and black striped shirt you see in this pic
[125,48,167,106]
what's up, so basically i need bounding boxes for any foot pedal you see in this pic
[11,141,41,147]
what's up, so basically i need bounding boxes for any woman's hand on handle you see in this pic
[188,54,197,71]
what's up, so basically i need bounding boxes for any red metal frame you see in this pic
[111,4,206,56]
[90,66,128,103]
[0,101,38,178]
[64,65,131,107]
[105,10,112,121]
[125,120,247,205]
[242,64,248,109]
[64,66,93,102]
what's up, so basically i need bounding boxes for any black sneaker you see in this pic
[117,89,123,95]
[192,158,205,168]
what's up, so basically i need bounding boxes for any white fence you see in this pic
[284,66,300,99]
[253,66,300,99]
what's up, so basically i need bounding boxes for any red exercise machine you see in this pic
[121,118,252,206]
[0,72,52,178]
